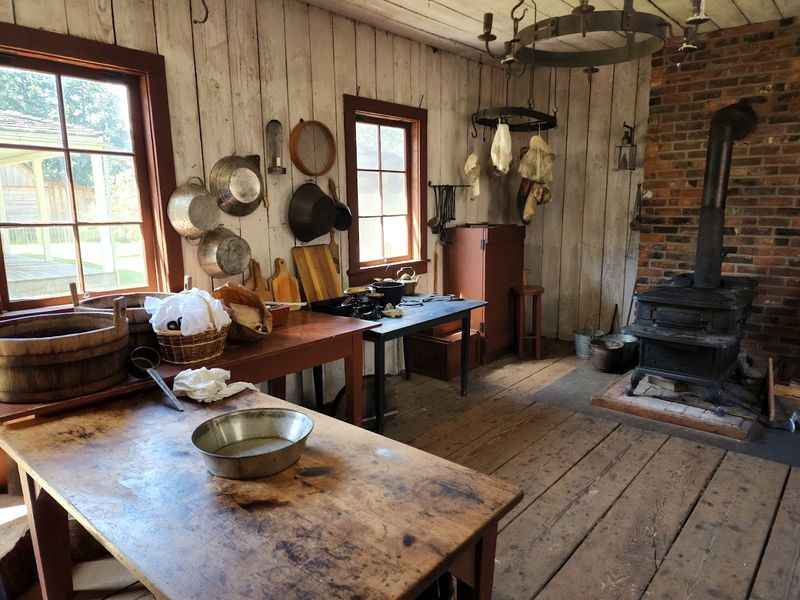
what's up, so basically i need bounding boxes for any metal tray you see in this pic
[191,408,314,479]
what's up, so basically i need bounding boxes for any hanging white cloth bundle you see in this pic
[518,135,554,183]
[490,123,513,174]
[517,135,555,224]
[463,153,481,197]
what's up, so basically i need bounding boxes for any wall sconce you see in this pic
[265,119,286,175]
[616,122,637,171]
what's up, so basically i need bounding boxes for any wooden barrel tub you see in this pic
[74,289,171,350]
[0,301,129,403]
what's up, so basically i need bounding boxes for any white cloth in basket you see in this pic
[145,288,231,336]
[173,367,257,403]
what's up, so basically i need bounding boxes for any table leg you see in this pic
[374,340,386,434]
[344,332,364,426]
[455,523,498,600]
[535,293,543,360]
[402,336,411,380]
[20,467,73,600]
[516,292,524,358]
[312,365,324,412]
[267,377,286,400]
[460,314,470,397]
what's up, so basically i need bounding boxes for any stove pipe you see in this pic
[694,101,758,289]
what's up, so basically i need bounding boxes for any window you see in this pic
[0,23,181,310]
[344,95,427,285]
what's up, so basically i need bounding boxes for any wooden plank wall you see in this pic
[0,0,651,358]
[532,62,652,340]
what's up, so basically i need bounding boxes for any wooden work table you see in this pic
[1,390,522,599]
[0,311,375,426]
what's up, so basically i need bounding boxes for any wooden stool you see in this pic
[512,285,544,359]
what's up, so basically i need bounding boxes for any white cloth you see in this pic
[518,135,554,183]
[463,153,481,197]
[145,288,231,336]
[490,123,513,174]
[172,367,257,403]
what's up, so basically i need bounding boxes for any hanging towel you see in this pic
[463,153,481,197]
[490,123,513,174]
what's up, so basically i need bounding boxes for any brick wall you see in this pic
[639,17,800,359]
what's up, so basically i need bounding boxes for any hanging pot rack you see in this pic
[479,0,671,70]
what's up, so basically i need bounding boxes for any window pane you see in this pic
[381,172,407,215]
[380,126,405,171]
[0,152,73,223]
[357,171,381,217]
[383,216,408,259]
[356,122,378,169]
[80,224,147,291]
[71,154,141,222]
[358,217,382,263]
[0,66,62,148]
[62,76,133,152]
[1,226,78,300]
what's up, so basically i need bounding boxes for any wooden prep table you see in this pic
[1,390,522,599]
[0,311,375,426]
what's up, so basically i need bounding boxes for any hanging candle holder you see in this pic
[615,122,637,171]
[265,119,287,175]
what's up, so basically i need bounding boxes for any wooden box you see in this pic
[266,303,290,328]
[407,329,481,381]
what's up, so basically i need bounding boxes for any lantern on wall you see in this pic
[616,122,637,171]
[265,120,286,175]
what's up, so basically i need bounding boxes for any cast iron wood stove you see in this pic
[628,100,758,403]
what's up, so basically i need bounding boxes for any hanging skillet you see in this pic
[210,155,265,217]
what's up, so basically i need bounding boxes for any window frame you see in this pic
[0,22,181,311]
[344,94,427,286]
[0,54,158,309]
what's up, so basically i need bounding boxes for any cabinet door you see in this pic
[443,227,485,334]
[484,225,525,360]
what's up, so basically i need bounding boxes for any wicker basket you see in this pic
[155,296,230,364]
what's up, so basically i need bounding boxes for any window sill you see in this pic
[347,259,428,287]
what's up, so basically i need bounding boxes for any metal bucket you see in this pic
[574,328,604,359]
[599,333,639,369]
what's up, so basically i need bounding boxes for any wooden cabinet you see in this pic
[443,224,525,362]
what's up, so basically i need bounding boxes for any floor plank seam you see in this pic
[497,421,622,534]
[481,408,575,474]
[744,464,793,600]
[436,357,579,462]
[528,433,672,600]
[636,447,728,600]
[404,354,572,450]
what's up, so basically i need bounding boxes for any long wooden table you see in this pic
[1,390,522,599]
[0,311,375,426]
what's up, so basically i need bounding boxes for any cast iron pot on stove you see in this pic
[289,182,336,242]
[370,281,404,306]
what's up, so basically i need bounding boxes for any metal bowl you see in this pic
[191,408,314,479]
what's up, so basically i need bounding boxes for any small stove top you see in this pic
[311,294,384,321]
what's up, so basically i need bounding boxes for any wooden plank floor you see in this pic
[385,341,799,600]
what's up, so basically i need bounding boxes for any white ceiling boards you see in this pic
[305,0,796,60]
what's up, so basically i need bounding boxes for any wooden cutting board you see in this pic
[291,244,343,303]
[268,257,301,306]
[244,258,273,302]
